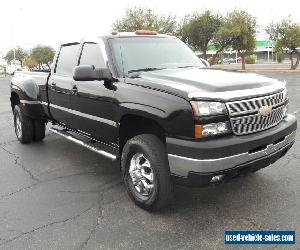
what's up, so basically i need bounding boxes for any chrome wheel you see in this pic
[129,153,154,197]
[15,114,22,138]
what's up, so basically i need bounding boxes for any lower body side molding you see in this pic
[49,127,117,161]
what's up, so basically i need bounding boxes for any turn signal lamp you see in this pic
[135,30,158,35]
[194,125,203,139]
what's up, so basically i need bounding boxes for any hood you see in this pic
[134,68,285,101]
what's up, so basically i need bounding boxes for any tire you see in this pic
[13,105,34,144]
[121,134,174,211]
[33,120,46,142]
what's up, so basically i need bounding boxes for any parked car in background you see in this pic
[6,64,22,75]
[223,58,236,64]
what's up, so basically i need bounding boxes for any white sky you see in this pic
[1,0,300,54]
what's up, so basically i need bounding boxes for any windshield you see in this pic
[110,37,205,76]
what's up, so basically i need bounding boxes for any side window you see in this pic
[55,44,80,76]
[79,43,106,68]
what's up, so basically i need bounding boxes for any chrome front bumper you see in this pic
[168,130,296,177]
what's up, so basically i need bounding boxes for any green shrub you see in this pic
[276,51,284,63]
[245,54,256,64]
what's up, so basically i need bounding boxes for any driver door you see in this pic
[70,42,115,143]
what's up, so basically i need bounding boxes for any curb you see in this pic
[212,68,300,73]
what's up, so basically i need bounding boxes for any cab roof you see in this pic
[99,31,175,40]
[61,31,175,46]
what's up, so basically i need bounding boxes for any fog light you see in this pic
[211,175,224,183]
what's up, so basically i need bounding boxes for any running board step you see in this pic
[49,127,117,161]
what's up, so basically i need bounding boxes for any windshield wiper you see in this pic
[128,67,165,74]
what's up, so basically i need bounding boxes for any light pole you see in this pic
[12,27,16,67]
[271,41,273,64]
[11,7,23,69]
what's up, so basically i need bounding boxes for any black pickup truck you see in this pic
[10,31,297,210]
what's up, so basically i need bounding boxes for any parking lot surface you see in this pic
[0,72,299,249]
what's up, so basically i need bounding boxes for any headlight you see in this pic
[191,101,231,138]
[191,101,227,116]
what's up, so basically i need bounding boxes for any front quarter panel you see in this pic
[114,80,195,139]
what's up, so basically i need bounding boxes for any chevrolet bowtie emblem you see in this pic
[259,105,272,117]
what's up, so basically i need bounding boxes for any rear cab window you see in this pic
[55,43,80,76]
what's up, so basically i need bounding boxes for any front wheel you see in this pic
[121,134,174,211]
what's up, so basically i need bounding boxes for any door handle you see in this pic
[50,82,56,90]
[71,85,78,95]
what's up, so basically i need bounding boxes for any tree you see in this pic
[266,19,300,70]
[179,11,222,59]
[265,21,278,41]
[23,57,38,69]
[30,45,55,69]
[214,10,256,69]
[112,7,178,35]
[211,23,234,65]
[4,47,27,67]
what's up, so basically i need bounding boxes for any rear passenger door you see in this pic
[48,43,80,127]
[70,42,115,142]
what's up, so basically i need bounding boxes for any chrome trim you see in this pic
[49,103,117,127]
[20,100,41,105]
[49,128,117,160]
[168,130,296,177]
[19,100,117,127]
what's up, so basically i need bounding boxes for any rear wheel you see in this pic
[121,134,174,211]
[13,105,34,144]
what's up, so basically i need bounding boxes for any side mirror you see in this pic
[73,65,113,82]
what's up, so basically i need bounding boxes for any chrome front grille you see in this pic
[230,106,285,135]
[227,91,285,116]
[226,91,286,135]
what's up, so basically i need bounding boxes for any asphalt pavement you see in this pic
[0,72,299,249]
